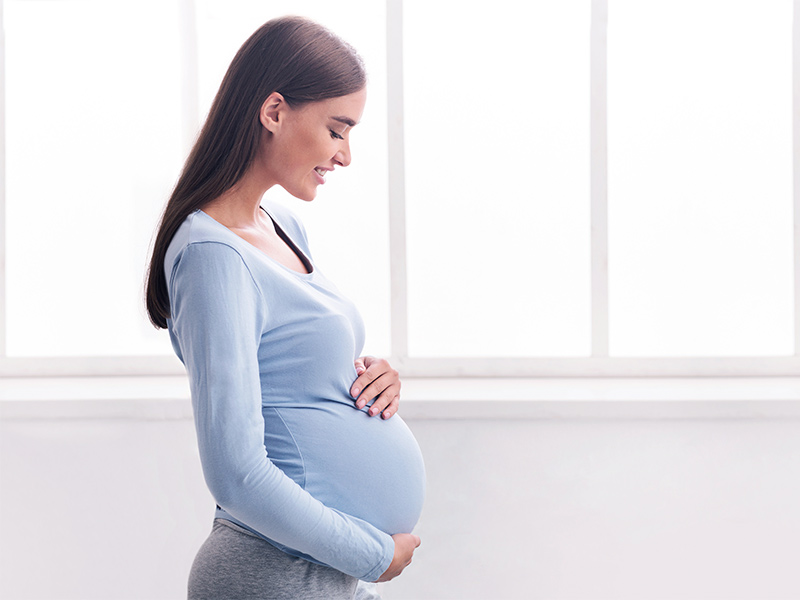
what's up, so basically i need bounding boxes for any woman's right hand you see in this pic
[376,533,421,582]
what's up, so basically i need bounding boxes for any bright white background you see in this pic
[2,1,800,599]
[2,0,794,363]
[4,0,392,358]
[404,0,592,357]
[607,0,793,357]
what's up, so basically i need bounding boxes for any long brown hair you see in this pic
[145,16,366,328]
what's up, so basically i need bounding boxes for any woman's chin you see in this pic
[283,185,318,202]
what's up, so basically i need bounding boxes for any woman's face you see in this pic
[261,88,367,201]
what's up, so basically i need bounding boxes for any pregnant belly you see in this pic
[263,403,426,535]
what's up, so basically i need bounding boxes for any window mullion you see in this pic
[179,0,199,154]
[0,0,7,359]
[591,0,609,358]
[794,0,800,356]
[387,0,409,360]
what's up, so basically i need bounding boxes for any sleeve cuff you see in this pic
[361,533,394,582]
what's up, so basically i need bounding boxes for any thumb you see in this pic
[354,358,366,375]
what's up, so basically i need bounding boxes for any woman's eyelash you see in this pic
[329,129,344,140]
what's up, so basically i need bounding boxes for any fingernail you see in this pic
[382,410,392,419]
[369,407,377,416]
[356,401,365,409]
[351,388,360,398]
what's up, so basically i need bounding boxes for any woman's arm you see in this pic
[169,241,393,582]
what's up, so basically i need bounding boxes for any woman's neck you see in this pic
[202,168,275,229]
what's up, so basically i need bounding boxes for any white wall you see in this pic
[2,380,800,600]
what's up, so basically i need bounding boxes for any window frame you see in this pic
[1,0,799,378]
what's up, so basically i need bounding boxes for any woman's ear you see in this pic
[260,92,286,132]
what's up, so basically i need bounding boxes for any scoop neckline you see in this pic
[196,208,315,280]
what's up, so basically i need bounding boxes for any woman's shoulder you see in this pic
[165,210,248,272]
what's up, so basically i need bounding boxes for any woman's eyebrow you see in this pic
[331,116,357,127]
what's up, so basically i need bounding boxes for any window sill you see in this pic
[2,376,800,420]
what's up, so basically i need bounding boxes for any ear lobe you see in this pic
[260,92,285,133]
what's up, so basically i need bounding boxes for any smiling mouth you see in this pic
[314,167,326,177]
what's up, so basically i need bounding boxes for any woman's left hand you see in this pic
[351,356,400,419]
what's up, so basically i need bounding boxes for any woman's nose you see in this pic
[334,141,352,167]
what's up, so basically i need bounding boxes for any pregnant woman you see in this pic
[144,16,425,599]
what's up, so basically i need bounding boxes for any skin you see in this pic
[376,533,421,583]
[201,89,418,580]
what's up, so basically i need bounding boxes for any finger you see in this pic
[351,374,372,402]
[371,391,399,419]
[354,357,366,375]
[351,363,394,402]
[350,372,370,400]
[360,372,400,412]
[355,374,392,410]
[350,362,385,399]
[380,394,400,419]
[368,388,399,417]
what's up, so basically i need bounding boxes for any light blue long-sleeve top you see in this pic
[164,202,426,582]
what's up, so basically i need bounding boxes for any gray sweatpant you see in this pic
[188,519,382,600]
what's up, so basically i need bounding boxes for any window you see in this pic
[404,1,591,358]
[1,0,797,377]
[4,0,184,359]
[607,0,793,358]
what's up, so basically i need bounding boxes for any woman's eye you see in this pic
[329,129,344,140]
